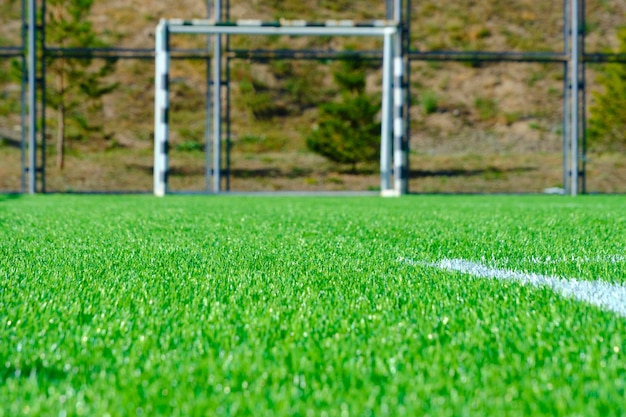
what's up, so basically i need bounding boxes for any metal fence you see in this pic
[1,0,625,194]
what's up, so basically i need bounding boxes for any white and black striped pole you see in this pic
[157,19,397,196]
[212,0,222,193]
[380,32,393,193]
[392,28,406,195]
[569,0,580,196]
[154,20,170,197]
[27,0,36,194]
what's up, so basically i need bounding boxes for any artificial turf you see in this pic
[1,194,624,416]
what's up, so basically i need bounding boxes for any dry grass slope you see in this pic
[0,0,625,192]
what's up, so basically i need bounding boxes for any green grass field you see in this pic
[1,194,625,416]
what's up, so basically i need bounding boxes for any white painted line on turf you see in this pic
[401,258,626,318]
[481,254,626,266]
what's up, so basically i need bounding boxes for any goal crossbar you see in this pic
[154,19,405,196]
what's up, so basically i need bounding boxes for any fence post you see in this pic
[27,0,37,194]
[569,0,582,196]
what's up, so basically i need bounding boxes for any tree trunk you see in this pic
[56,65,65,170]
[56,102,65,170]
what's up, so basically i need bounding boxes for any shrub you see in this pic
[474,97,499,121]
[306,59,381,170]
[588,28,626,152]
[421,91,439,114]
[307,95,381,170]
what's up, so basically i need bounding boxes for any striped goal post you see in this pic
[154,19,405,196]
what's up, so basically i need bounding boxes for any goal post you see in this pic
[154,19,405,196]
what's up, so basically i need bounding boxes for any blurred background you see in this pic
[1,0,625,193]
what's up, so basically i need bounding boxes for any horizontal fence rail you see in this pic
[0,46,24,57]
[23,47,626,64]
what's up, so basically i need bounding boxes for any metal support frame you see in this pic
[154,19,400,196]
[212,1,222,192]
[153,20,169,197]
[563,0,585,196]
[569,0,582,196]
[392,0,408,195]
[4,0,626,194]
[20,0,27,193]
[214,0,590,196]
[20,0,46,194]
[563,0,570,196]
[27,0,37,194]
[204,0,212,192]
[380,33,393,192]
[577,0,587,195]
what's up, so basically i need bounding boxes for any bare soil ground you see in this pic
[1,144,624,194]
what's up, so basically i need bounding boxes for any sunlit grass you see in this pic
[0,195,624,416]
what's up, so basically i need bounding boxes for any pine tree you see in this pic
[306,58,381,171]
[46,0,117,169]
[588,28,626,152]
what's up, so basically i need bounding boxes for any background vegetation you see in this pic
[588,27,626,152]
[306,58,381,171]
[46,0,118,169]
[0,0,625,192]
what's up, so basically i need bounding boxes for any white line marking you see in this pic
[402,258,626,317]
[482,254,626,266]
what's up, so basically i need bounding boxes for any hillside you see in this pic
[1,0,625,193]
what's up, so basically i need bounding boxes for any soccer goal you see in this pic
[154,19,405,196]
